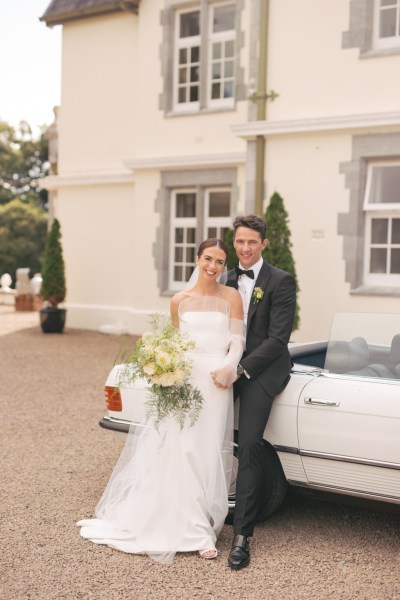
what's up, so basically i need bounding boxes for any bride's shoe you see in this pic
[199,549,218,560]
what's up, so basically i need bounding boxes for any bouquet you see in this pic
[117,314,203,429]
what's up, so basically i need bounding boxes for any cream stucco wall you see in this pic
[44,0,400,339]
[265,126,400,342]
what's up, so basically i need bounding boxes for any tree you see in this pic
[224,228,238,270]
[40,218,66,308]
[0,199,47,281]
[262,191,300,330]
[0,120,49,209]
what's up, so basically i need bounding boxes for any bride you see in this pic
[77,238,244,563]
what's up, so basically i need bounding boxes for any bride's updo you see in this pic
[197,238,228,263]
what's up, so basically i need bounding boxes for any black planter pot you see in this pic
[39,307,67,333]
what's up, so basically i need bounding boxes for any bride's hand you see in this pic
[211,369,232,389]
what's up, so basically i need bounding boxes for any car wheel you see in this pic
[225,440,288,525]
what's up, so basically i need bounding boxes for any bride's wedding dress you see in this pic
[77,296,243,564]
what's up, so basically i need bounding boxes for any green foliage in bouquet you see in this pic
[117,314,204,429]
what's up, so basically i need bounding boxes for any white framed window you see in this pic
[363,162,400,285]
[173,2,236,113]
[373,0,400,49]
[204,188,232,239]
[170,190,197,289]
[208,3,236,109]
[174,10,201,112]
[169,187,232,290]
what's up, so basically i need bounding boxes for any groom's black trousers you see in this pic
[233,376,274,537]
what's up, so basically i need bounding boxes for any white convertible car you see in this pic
[100,313,400,520]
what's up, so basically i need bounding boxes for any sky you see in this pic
[0,0,62,134]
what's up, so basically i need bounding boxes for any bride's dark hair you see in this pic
[197,238,228,261]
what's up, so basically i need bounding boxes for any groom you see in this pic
[225,214,296,570]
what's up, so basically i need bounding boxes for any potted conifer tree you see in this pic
[39,218,67,333]
[262,191,300,330]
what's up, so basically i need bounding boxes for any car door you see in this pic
[297,373,400,502]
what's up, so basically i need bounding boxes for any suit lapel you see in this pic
[246,262,272,334]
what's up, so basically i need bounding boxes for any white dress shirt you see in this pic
[237,257,264,326]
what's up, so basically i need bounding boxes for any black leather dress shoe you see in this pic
[228,534,250,570]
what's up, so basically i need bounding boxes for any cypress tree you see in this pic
[262,192,300,330]
[40,218,66,307]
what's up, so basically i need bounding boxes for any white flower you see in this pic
[159,372,177,387]
[155,350,172,369]
[142,362,156,375]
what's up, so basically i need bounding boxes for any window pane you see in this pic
[176,193,196,217]
[175,228,184,243]
[211,82,221,99]
[225,40,235,58]
[223,81,234,98]
[179,68,187,84]
[370,248,387,273]
[180,11,200,38]
[178,87,186,103]
[186,247,195,262]
[220,227,229,241]
[209,191,230,217]
[179,48,187,64]
[212,42,222,59]
[371,218,389,243]
[185,266,195,281]
[390,249,400,273]
[225,60,234,77]
[392,218,400,243]
[370,165,400,203]
[380,8,397,37]
[190,85,199,101]
[174,265,183,280]
[212,62,222,78]
[213,5,235,32]
[208,227,217,238]
[190,66,199,83]
[187,228,196,243]
[191,46,199,62]
[174,247,183,262]
[380,0,396,6]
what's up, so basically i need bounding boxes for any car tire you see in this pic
[225,440,288,525]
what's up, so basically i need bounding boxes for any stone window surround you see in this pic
[159,0,246,115]
[342,0,400,58]
[338,132,400,296]
[155,168,238,294]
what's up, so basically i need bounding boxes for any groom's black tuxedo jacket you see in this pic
[226,261,296,397]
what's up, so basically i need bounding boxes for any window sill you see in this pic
[166,105,237,118]
[360,46,400,59]
[351,285,400,297]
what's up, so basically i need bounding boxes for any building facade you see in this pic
[41,0,400,340]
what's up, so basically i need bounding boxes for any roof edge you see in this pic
[40,1,139,26]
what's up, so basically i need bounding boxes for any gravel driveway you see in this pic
[1,306,399,600]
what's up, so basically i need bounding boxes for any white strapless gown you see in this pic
[77,309,233,564]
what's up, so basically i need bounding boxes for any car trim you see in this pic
[99,416,144,433]
[317,372,400,386]
[100,419,400,473]
[300,449,400,471]
[288,480,400,505]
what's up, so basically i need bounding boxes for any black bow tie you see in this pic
[235,267,254,279]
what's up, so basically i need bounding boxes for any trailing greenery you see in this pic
[40,218,66,307]
[0,199,47,281]
[262,191,300,330]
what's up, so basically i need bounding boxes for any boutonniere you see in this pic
[252,287,264,304]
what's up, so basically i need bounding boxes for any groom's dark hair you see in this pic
[233,215,266,240]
